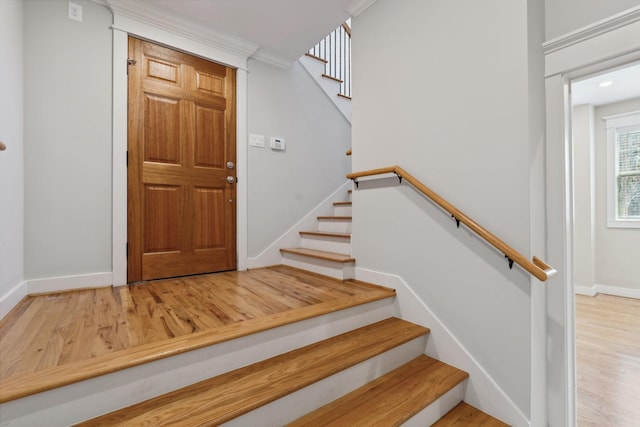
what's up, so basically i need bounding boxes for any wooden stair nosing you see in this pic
[317,215,352,221]
[333,201,352,206]
[287,355,468,426]
[0,274,395,403]
[280,248,355,263]
[432,402,510,426]
[337,93,352,100]
[304,52,328,64]
[77,318,430,426]
[322,73,343,83]
[299,231,351,240]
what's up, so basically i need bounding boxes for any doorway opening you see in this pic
[569,61,640,426]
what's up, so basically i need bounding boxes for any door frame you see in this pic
[111,12,250,285]
[543,7,640,426]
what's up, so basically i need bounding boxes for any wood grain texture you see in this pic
[280,248,355,263]
[576,294,640,427]
[347,166,555,281]
[76,318,429,426]
[128,37,237,281]
[432,402,509,426]
[299,231,351,239]
[0,266,395,402]
[287,355,468,427]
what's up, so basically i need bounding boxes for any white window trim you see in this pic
[604,111,640,229]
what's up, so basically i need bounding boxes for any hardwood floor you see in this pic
[576,293,640,427]
[0,265,395,402]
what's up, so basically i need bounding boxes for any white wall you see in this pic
[352,0,541,418]
[23,0,113,281]
[0,0,25,315]
[594,98,640,291]
[247,59,351,257]
[545,0,640,41]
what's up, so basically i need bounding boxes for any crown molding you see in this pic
[105,0,260,60]
[543,5,640,54]
[250,49,293,69]
[346,0,378,18]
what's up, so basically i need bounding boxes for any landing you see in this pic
[0,265,395,402]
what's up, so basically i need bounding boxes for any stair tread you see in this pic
[280,247,355,263]
[78,318,429,427]
[299,231,351,239]
[304,52,328,64]
[432,402,509,426]
[317,215,352,220]
[333,201,352,206]
[287,355,468,426]
[322,73,343,83]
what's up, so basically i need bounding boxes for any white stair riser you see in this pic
[0,299,395,426]
[333,205,352,216]
[318,219,352,233]
[222,336,429,427]
[300,235,351,253]
[401,381,466,427]
[281,253,355,280]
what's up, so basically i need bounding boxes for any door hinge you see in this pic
[126,150,129,167]
[126,242,129,256]
[127,58,136,75]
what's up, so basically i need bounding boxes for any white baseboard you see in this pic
[575,283,640,299]
[355,267,529,427]
[247,182,350,269]
[0,280,28,321]
[26,272,113,295]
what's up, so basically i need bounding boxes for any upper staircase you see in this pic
[300,21,352,123]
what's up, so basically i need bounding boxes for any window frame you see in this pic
[604,111,640,229]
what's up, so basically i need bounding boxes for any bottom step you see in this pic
[280,248,355,280]
[433,402,510,426]
[77,318,428,426]
[288,355,468,426]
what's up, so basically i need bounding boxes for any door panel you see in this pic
[128,37,236,281]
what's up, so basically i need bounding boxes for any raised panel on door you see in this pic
[194,105,226,168]
[193,187,225,250]
[143,95,181,164]
[143,185,182,253]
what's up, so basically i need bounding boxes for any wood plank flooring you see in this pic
[0,265,395,402]
[576,294,640,427]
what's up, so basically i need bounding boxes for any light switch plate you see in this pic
[249,134,265,148]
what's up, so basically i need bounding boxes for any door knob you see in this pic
[226,161,235,169]
[226,176,235,184]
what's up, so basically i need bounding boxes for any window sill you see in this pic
[607,219,640,229]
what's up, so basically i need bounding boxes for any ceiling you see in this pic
[572,62,640,106]
[101,0,368,67]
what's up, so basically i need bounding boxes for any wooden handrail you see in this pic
[342,21,352,38]
[346,148,352,156]
[347,166,557,282]
[0,141,6,151]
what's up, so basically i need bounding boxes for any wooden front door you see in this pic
[127,38,237,282]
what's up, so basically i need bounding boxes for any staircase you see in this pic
[299,20,352,123]
[76,317,505,426]
[280,189,355,280]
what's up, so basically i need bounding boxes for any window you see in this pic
[605,111,640,228]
